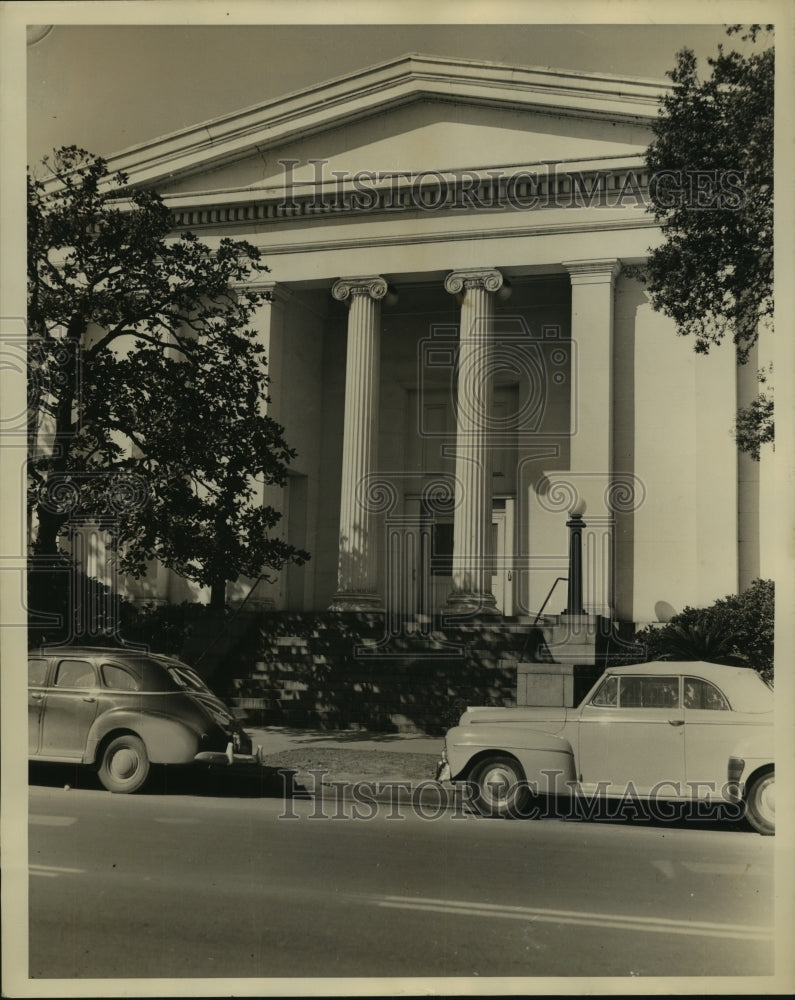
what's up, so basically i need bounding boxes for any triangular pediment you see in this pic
[105,53,668,201]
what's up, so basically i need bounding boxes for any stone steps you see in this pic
[221,612,534,733]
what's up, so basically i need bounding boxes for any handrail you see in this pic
[532,576,568,626]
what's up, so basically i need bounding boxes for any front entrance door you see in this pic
[405,497,514,617]
[491,499,514,616]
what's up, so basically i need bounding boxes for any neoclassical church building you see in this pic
[107,54,770,633]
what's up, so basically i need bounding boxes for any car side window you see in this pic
[590,675,618,706]
[619,676,679,709]
[684,677,730,711]
[101,663,141,692]
[28,658,48,686]
[54,659,96,688]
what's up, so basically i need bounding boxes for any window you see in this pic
[28,658,48,686]
[54,659,95,688]
[684,677,729,711]
[490,523,499,577]
[167,665,212,693]
[431,522,454,576]
[619,676,679,709]
[101,663,141,692]
[590,675,618,706]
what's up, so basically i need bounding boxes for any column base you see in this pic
[328,591,384,612]
[444,590,501,618]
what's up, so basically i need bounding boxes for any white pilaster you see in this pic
[444,267,507,616]
[238,281,292,610]
[329,276,387,610]
[562,258,620,618]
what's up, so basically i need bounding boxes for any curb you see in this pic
[285,771,464,810]
[206,759,460,809]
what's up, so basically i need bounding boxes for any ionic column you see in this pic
[329,276,387,611]
[444,267,507,616]
[562,258,620,617]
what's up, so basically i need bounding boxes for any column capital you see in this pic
[332,275,388,304]
[250,280,292,307]
[561,259,621,286]
[444,267,507,297]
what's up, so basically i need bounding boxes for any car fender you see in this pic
[85,709,202,765]
[727,726,774,781]
[446,724,576,791]
[729,728,774,763]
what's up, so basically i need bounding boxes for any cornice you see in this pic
[165,162,653,231]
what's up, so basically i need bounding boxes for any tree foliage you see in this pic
[642,25,774,457]
[734,365,774,461]
[633,579,775,680]
[28,146,308,607]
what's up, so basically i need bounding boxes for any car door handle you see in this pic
[668,719,684,726]
[81,696,96,703]
[31,693,44,701]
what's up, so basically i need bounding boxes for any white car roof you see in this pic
[606,661,754,682]
[604,660,772,712]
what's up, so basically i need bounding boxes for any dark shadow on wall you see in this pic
[654,600,678,623]
[212,611,549,735]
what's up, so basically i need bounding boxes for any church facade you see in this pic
[109,54,769,630]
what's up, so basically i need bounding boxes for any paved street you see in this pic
[27,774,774,982]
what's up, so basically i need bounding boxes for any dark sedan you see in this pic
[28,646,260,792]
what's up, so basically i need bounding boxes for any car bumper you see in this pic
[435,756,452,783]
[194,742,266,766]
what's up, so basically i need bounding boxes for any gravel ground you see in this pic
[260,747,439,783]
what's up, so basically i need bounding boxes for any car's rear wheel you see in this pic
[98,734,150,794]
[470,755,530,818]
[745,770,775,835]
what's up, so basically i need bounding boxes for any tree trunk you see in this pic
[31,322,83,556]
[33,504,70,557]
[210,578,227,612]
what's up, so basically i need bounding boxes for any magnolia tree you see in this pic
[28,146,307,614]
[643,25,774,458]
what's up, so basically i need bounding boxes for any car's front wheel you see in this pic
[745,770,775,835]
[470,755,530,818]
[98,734,150,794]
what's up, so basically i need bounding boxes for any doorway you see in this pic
[491,498,515,615]
[404,496,514,617]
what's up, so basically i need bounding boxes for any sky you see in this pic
[24,18,751,168]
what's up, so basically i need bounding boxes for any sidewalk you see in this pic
[244,725,444,785]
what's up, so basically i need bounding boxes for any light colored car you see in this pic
[436,661,775,834]
[28,646,261,793]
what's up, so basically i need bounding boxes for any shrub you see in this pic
[27,557,193,655]
[633,579,774,679]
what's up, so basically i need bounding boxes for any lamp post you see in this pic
[564,500,586,616]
